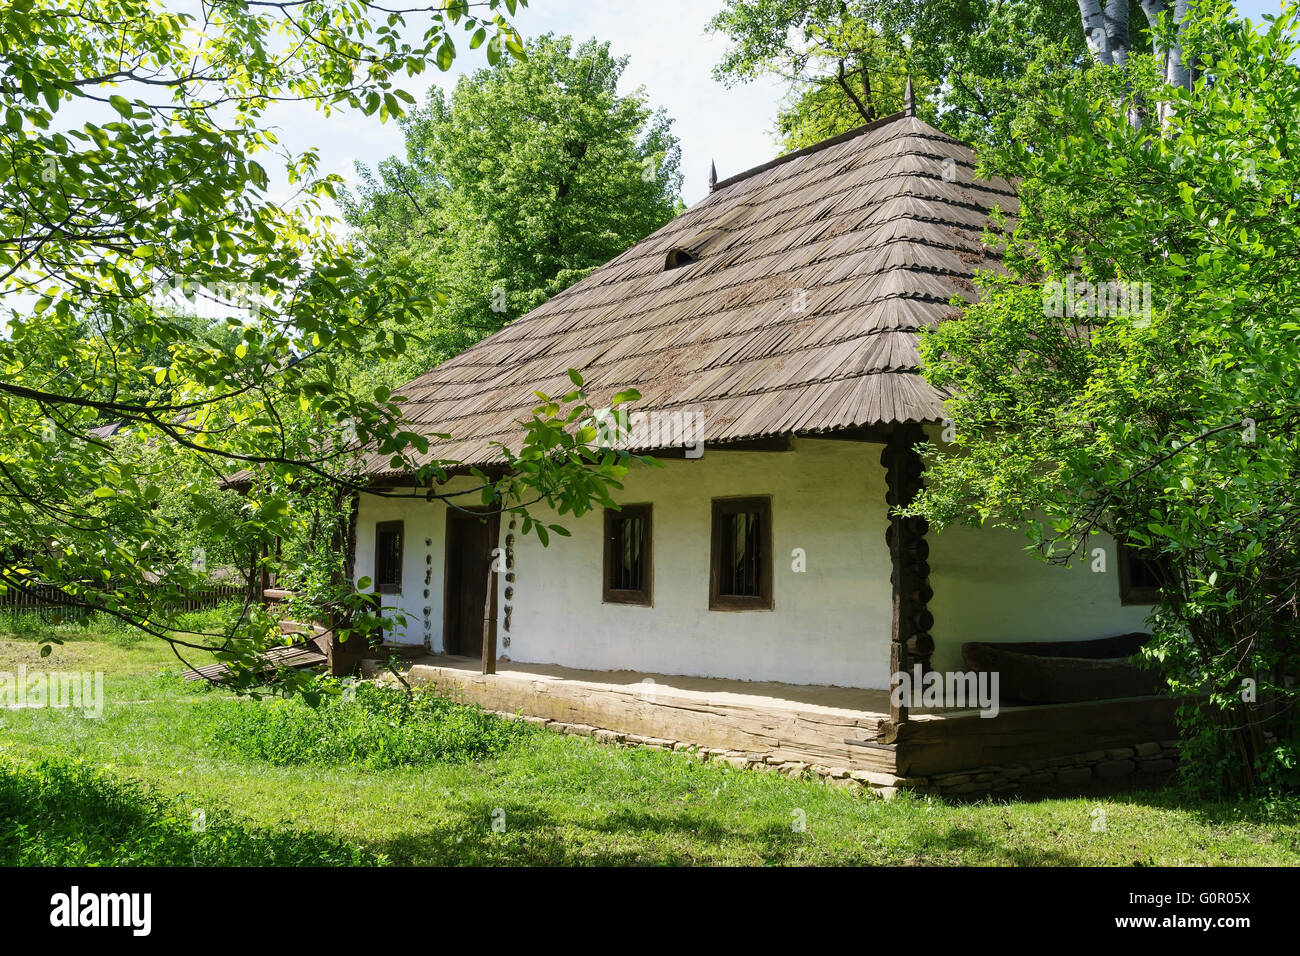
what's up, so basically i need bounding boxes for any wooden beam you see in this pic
[705,436,793,452]
[330,493,362,676]
[399,662,897,774]
[798,425,893,444]
[881,424,934,726]
[481,512,500,675]
[893,696,1181,776]
[646,436,794,459]
[258,542,271,600]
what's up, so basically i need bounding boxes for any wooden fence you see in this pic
[0,582,247,620]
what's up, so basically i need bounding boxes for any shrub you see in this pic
[0,757,381,866]
[210,678,533,769]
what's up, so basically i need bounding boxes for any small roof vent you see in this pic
[665,248,698,270]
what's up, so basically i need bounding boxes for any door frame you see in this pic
[441,506,500,659]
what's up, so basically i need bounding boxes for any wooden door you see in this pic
[443,510,497,658]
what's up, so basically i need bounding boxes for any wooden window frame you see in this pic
[709,496,773,611]
[1118,545,1163,606]
[375,520,404,595]
[603,504,653,606]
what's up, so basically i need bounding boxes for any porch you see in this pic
[364,654,1181,794]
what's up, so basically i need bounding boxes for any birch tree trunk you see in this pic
[1077,0,1139,68]
[1104,0,1131,67]
[1138,0,1170,67]
[1078,0,1114,64]
[1163,0,1193,90]
[1138,0,1194,124]
[1079,0,1193,127]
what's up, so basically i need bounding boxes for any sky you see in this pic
[263,0,1290,215]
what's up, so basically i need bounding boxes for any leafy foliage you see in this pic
[708,0,1090,149]
[343,33,683,382]
[0,1,646,686]
[210,677,535,769]
[0,756,381,865]
[911,1,1300,793]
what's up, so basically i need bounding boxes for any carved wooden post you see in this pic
[481,556,498,675]
[882,424,934,725]
[481,514,500,675]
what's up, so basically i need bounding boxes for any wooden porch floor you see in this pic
[374,654,908,775]
[366,653,1183,789]
[408,654,897,714]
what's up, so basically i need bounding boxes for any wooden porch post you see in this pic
[481,513,500,675]
[882,423,935,727]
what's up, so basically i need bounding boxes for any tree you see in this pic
[342,34,682,383]
[0,0,643,690]
[708,0,1089,150]
[911,1,1300,793]
[708,0,918,149]
[1077,0,1191,82]
[1075,1,1196,125]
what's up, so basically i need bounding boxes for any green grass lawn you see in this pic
[2,627,1299,866]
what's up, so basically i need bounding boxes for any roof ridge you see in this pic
[710,110,923,193]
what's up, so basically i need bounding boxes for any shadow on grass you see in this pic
[1103,784,1300,832]
[363,795,794,866]
[0,757,380,866]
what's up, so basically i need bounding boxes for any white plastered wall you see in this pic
[353,437,1153,686]
[352,475,486,648]
[927,522,1153,673]
[499,438,895,688]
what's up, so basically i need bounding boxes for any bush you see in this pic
[210,678,533,769]
[0,599,248,646]
[0,757,381,866]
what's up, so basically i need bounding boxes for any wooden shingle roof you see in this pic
[369,112,1016,476]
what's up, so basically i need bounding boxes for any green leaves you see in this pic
[910,1,1300,793]
[0,0,535,685]
[436,38,456,71]
[340,34,682,386]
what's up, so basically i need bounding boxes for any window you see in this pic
[1118,545,1165,605]
[603,505,652,605]
[710,496,772,610]
[375,520,404,595]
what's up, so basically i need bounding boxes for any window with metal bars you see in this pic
[603,505,652,605]
[710,497,772,610]
[375,520,404,595]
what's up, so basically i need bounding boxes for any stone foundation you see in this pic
[495,709,1180,798]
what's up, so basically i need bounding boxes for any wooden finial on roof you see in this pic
[904,76,915,117]
[708,159,718,192]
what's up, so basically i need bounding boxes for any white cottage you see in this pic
[342,108,1175,790]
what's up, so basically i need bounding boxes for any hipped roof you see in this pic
[366,112,1016,478]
